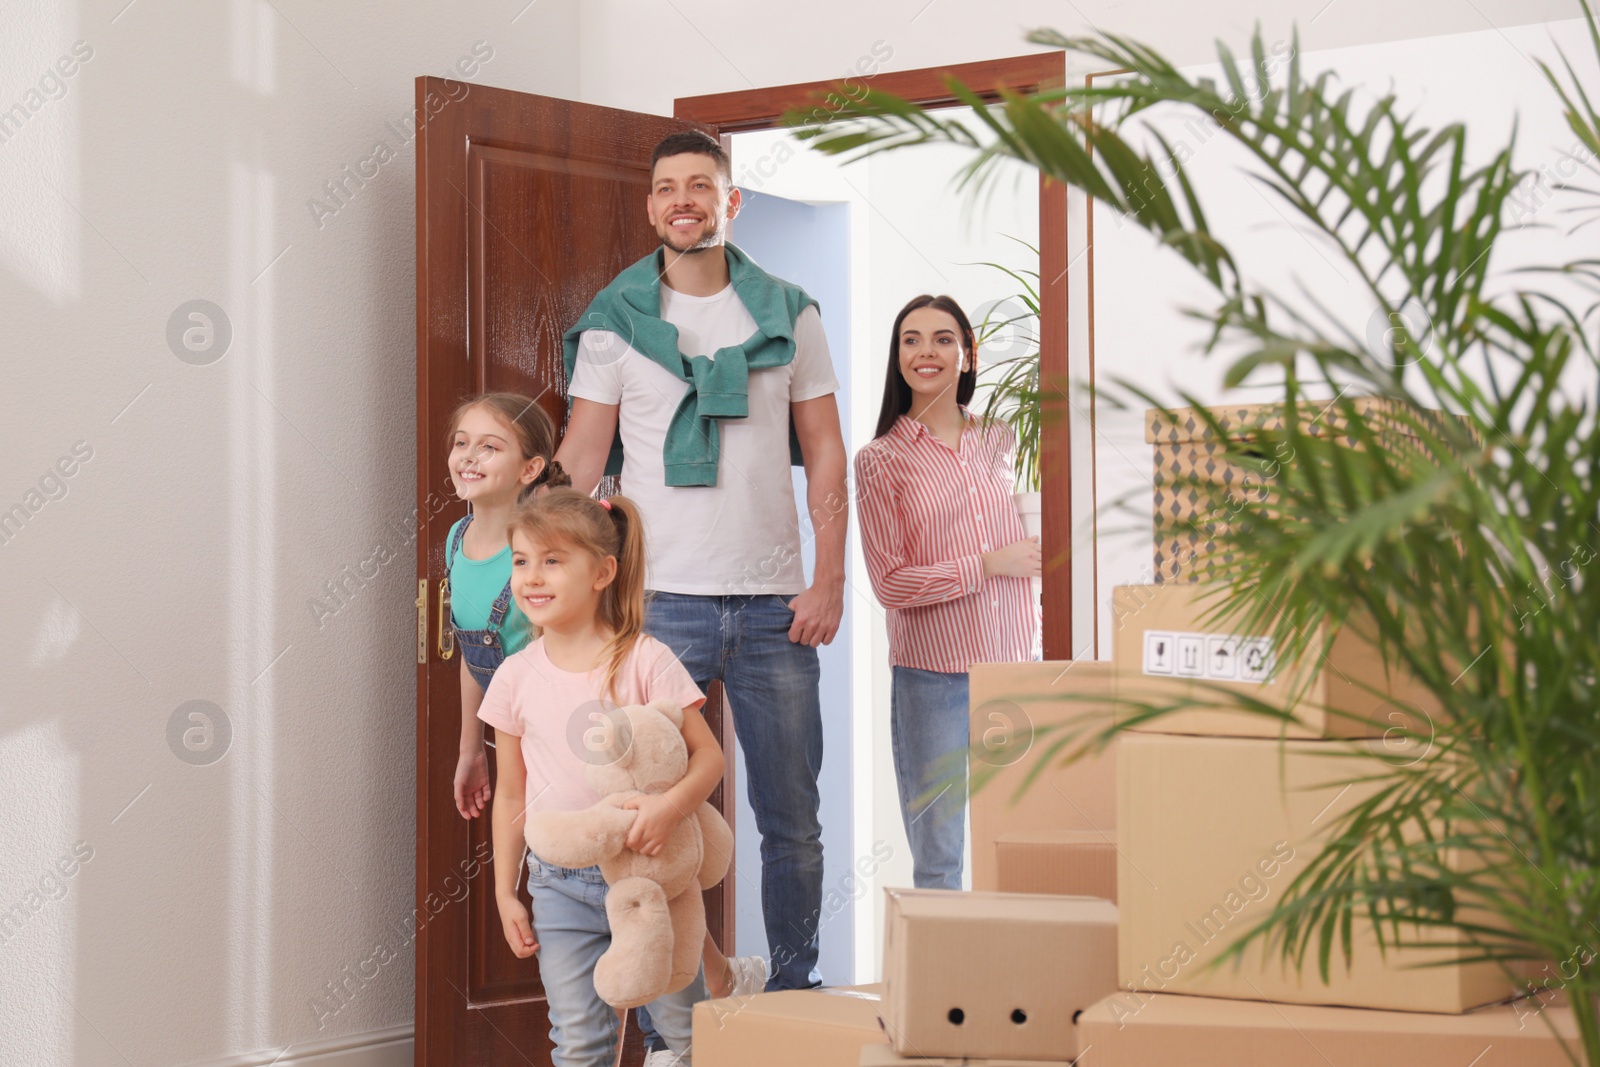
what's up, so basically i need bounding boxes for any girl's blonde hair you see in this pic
[509,488,647,701]
[446,392,572,500]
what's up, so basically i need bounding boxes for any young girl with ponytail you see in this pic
[479,488,724,1067]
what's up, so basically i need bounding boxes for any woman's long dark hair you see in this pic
[872,294,979,440]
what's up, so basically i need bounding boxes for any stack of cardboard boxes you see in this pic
[691,403,1581,1065]
[1079,404,1575,1063]
[1085,581,1569,1063]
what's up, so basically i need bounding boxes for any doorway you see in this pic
[725,118,1045,978]
[412,50,1069,1066]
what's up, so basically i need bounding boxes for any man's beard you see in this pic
[659,217,724,255]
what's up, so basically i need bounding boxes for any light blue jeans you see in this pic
[644,591,825,989]
[890,666,970,890]
[526,856,705,1067]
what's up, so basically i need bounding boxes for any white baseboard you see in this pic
[178,1025,413,1067]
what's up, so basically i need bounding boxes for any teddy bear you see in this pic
[523,697,735,1009]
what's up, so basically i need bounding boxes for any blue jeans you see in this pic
[644,591,825,990]
[526,857,705,1067]
[890,666,969,890]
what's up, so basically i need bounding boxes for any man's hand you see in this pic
[786,581,843,647]
[497,894,538,958]
[622,793,687,856]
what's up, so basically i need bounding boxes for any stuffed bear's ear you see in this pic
[649,698,684,728]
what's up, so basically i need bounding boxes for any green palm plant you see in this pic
[972,240,1042,493]
[794,4,1600,1063]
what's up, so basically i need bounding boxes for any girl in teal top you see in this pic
[446,392,569,818]
[449,392,763,1004]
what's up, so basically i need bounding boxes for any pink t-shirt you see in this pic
[477,634,705,813]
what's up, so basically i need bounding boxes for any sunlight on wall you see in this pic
[0,4,81,303]
[29,595,85,668]
[230,0,276,95]
[227,154,280,1051]
[0,717,80,1065]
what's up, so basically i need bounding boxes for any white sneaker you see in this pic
[726,955,768,998]
[643,1048,686,1067]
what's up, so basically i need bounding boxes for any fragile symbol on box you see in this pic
[1144,631,1175,675]
[1143,629,1272,684]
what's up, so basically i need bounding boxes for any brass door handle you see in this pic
[438,578,455,660]
[415,580,427,665]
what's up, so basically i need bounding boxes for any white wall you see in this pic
[576,0,1581,116]
[0,3,579,1065]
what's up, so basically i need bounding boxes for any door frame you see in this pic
[674,51,1073,660]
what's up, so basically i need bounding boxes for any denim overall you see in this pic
[447,513,514,691]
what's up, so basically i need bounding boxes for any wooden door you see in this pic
[413,77,727,1067]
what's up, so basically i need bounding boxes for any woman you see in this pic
[854,294,1041,889]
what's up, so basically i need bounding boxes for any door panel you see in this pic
[415,76,713,1067]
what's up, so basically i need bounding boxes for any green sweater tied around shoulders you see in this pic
[561,242,818,488]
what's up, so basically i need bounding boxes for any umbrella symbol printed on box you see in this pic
[1207,636,1237,680]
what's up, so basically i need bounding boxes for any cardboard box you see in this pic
[970,661,1118,891]
[693,984,885,1067]
[1077,991,1579,1066]
[1147,400,1469,583]
[1118,733,1518,1013]
[995,830,1117,903]
[883,889,1117,1061]
[860,1044,1072,1066]
[1111,582,1439,739]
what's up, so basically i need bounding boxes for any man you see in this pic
[555,129,847,1054]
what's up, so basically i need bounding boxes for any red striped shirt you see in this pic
[854,411,1038,674]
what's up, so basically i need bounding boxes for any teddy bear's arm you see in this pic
[524,793,638,870]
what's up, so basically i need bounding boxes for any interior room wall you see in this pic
[576,0,1581,118]
[0,3,579,1065]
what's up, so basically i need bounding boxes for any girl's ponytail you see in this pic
[596,494,647,703]
[519,459,573,502]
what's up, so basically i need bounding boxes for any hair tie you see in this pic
[599,498,612,511]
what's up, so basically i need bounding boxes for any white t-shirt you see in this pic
[567,284,839,595]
